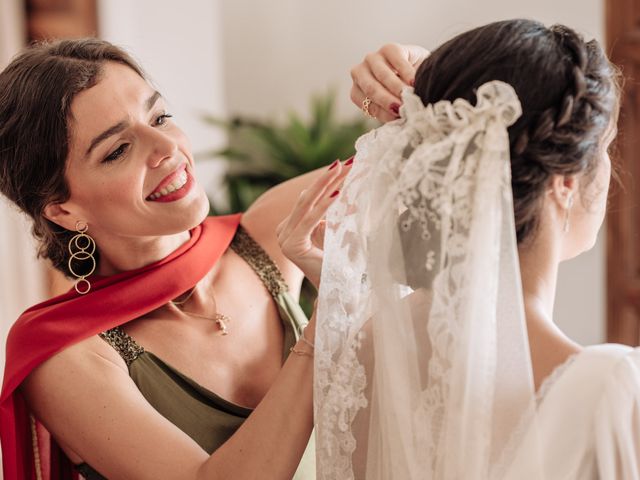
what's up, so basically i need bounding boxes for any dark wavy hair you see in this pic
[414,19,620,244]
[0,38,145,275]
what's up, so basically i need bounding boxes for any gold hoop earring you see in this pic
[68,221,96,294]
[563,194,574,233]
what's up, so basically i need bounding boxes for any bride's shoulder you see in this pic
[583,342,638,359]
[589,344,640,477]
[581,343,639,375]
[582,343,640,398]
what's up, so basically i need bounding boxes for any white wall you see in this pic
[218,0,606,345]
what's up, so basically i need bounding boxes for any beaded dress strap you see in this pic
[99,327,144,367]
[230,225,288,298]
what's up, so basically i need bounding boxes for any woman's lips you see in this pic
[146,166,194,202]
[147,164,187,198]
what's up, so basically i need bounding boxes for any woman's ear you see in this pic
[547,174,579,210]
[43,202,74,231]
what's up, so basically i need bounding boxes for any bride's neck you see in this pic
[518,232,582,390]
[518,237,559,321]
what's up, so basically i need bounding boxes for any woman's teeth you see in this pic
[149,171,188,200]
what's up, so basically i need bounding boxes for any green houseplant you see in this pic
[202,90,371,314]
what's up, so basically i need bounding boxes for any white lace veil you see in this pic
[315,81,544,479]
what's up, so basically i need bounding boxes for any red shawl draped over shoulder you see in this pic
[0,214,242,480]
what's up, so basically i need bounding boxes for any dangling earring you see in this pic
[68,221,97,294]
[563,194,574,233]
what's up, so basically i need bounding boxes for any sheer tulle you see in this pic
[315,82,544,479]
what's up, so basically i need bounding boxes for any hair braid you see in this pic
[509,25,616,242]
[414,20,620,243]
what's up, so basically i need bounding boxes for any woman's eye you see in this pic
[103,143,129,163]
[155,113,173,126]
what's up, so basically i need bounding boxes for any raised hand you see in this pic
[350,43,430,122]
[276,158,353,289]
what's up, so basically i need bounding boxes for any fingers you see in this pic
[379,43,430,84]
[362,51,406,101]
[350,43,431,122]
[350,62,401,121]
[376,44,416,91]
[278,160,352,241]
[277,160,353,285]
[295,168,347,235]
[350,83,397,123]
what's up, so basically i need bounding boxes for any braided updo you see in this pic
[414,19,620,244]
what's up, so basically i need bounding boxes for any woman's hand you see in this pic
[276,158,353,289]
[350,43,430,123]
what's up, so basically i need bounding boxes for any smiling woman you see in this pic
[0,38,360,480]
[43,61,211,276]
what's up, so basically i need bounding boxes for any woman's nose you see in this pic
[145,127,177,168]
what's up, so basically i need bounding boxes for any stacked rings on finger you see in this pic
[362,97,376,119]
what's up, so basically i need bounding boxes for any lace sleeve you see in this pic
[594,348,640,479]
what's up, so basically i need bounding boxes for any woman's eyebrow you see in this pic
[86,91,162,156]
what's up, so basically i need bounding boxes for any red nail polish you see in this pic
[409,79,415,87]
[328,160,339,170]
[330,190,340,198]
[390,103,400,115]
[345,157,354,166]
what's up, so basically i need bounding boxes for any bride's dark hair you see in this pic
[414,19,620,244]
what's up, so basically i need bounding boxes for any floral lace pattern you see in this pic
[316,81,532,479]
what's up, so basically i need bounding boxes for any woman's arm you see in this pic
[22,322,316,480]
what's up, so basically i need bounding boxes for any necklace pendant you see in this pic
[215,314,229,335]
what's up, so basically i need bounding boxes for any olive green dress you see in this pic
[76,227,315,479]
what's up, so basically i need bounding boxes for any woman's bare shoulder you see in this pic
[21,333,207,479]
[23,333,128,396]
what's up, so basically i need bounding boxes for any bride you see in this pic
[277,19,637,479]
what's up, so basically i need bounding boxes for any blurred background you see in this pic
[1,0,638,436]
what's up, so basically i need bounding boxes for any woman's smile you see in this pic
[146,163,194,202]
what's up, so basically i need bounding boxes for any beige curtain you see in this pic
[0,0,47,410]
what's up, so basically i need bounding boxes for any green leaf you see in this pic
[201,92,368,209]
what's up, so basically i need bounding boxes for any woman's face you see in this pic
[57,61,209,242]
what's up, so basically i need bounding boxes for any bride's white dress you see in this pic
[507,344,640,479]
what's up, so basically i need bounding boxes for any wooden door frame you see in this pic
[606,0,640,345]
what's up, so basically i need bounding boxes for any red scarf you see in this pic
[0,214,241,480]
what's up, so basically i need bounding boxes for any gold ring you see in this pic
[362,97,375,119]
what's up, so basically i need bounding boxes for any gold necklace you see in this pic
[170,286,197,306]
[177,310,231,335]
[169,286,231,335]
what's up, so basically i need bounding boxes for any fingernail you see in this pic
[330,190,340,198]
[390,103,400,115]
[345,157,354,166]
[409,79,415,87]
[328,159,339,170]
